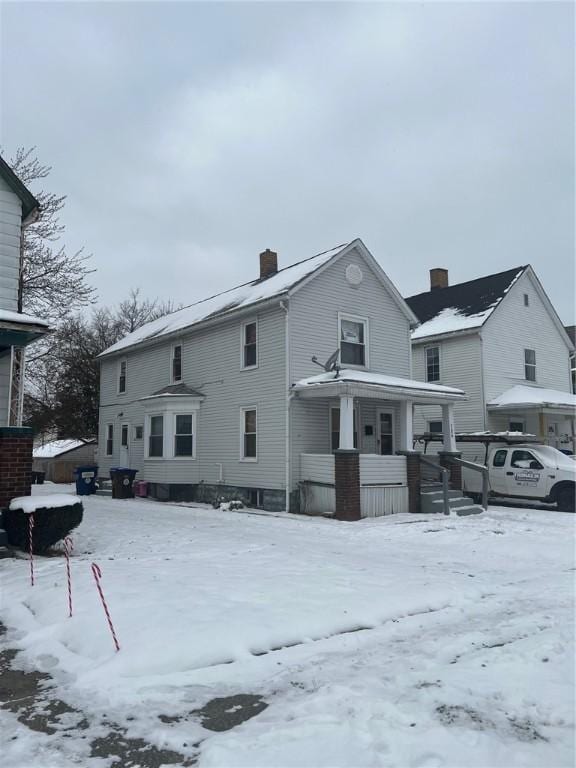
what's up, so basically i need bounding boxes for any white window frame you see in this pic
[425,345,441,383]
[134,425,143,440]
[329,404,360,451]
[240,405,258,462]
[428,420,443,434]
[118,359,127,394]
[171,344,183,383]
[145,412,166,460]
[240,318,258,370]
[338,312,369,369]
[105,423,114,456]
[173,411,197,460]
[524,348,536,382]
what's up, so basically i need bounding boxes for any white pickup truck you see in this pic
[463,444,575,512]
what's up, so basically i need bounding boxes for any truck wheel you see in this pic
[556,486,575,513]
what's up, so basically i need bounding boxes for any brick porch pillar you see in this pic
[439,452,462,490]
[334,449,361,521]
[397,451,422,514]
[0,427,33,510]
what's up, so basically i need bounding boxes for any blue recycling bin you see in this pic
[110,467,138,499]
[74,465,98,495]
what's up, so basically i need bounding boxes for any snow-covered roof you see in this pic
[406,266,526,341]
[33,439,92,459]
[0,308,49,328]
[292,369,466,402]
[100,243,350,357]
[487,385,576,411]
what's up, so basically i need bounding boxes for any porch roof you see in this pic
[0,309,50,353]
[291,369,466,404]
[487,385,576,415]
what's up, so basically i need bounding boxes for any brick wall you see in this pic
[0,428,33,510]
[400,451,422,514]
[334,449,361,521]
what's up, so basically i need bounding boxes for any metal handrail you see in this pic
[445,456,489,511]
[419,455,450,516]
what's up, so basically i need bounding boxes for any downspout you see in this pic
[479,333,487,431]
[280,300,290,512]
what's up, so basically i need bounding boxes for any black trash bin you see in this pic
[74,465,98,496]
[31,471,46,485]
[110,467,138,499]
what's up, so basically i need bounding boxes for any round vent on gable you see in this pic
[345,263,363,287]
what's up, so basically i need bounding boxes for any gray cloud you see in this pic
[1,2,573,321]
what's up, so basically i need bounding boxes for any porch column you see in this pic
[441,403,457,453]
[399,400,413,452]
[339,395,355,449]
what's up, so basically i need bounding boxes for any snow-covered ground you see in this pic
[1,484,574,767]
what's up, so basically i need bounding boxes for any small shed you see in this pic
[33,439,97,483]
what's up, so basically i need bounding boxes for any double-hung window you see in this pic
[172,345,182,383]
[339,315,367,367]
[524,349,536,381]
[242,321,257,368]
[174,414,195,457]
[148,415,164,457]
[106,424,114,456]
[118,360,127,393]
[241,407,257,460]
[426,346,440,382]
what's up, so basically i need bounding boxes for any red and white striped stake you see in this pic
[91,563,120,652]
[63,537,74,617]
[28,514,35,586]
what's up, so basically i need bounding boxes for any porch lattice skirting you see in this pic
[300,453,409,518]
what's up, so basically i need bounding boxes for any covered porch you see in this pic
[487,385,576,454]
[291,369,467,519]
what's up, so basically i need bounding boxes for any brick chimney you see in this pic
[430,268,448,291]
[259,249,278,280]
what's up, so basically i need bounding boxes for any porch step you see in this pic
[420,490,483,516]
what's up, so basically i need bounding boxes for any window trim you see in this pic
[105,423,114,456]
[240,318,259,371]
[376,407,395,455]
[171,344,183,383]
[145,412,166,460]
[524,348,536,382]
[338,312,369,369]
[425,345,441,383]
[240,405,258,462]
[428,420,443,434]
[120,423,129,449]
[117,359,127,394]
[172,411,196,460]
[134,425,143,441]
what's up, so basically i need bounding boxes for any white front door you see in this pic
[377,410,394,455]
[120,423,130,466]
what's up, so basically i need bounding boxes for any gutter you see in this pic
[280,300,291,513]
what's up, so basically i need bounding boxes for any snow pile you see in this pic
[412,306,494,340]
[488,385,576,410]
[33,439,88,459]
[0,485,574,767]
[9,494,81,513]
[100,243,349,356]
[293,368,465,397]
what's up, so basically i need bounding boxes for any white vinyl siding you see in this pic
[0,176,22,312]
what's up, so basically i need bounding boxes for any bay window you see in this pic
[148,415,164,457]
[174,413,195,457]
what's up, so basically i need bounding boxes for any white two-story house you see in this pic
[98,239,466,514]
[406,266,575,458]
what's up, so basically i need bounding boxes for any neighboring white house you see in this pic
[98,239,466,514]
[406,266,575,458]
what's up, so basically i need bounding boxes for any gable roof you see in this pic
[99,238,417,358]
[33,438,94,459]
[0,155,40,221]
[406,266,527,341]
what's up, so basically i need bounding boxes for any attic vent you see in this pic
[346,263,363,287]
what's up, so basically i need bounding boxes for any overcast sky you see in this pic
[1,2,574,322]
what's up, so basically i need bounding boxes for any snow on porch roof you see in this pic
[292,369,466,402]
[488,385,576,411]
[99,243,350,357]
[0,308,49,328]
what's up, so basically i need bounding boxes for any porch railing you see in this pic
[446,456,489,511]
[419,454,450,515]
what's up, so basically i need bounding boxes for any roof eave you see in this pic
[292,379,467,404]
[411,326,482,345]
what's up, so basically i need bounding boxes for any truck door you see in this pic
[506,449,547,498]
[490,448,509,494]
